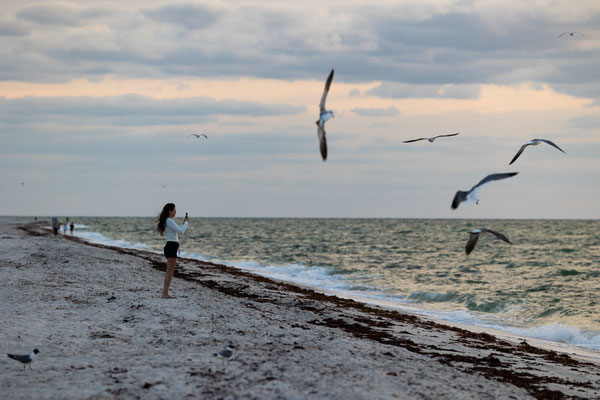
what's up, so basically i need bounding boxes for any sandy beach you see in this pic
[1,218,600,399]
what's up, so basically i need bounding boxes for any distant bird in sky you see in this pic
[7,349,40,370]
[188,133,208,139]
[558,31,585,38]
[159,184,167,189]
[465,228,512,255]
[403,132,459,143]
[316,69,334,161]
[509,139,566,165]
[451,172,519,210]
[214,345,235,366]
[20,182,25,186]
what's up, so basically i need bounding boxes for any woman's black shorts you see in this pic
[164,241,179,259]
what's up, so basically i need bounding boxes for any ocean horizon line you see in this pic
[4,215,599,221]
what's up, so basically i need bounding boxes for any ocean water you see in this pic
[53,217,600,351]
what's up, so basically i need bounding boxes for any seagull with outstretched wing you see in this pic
[188,133,208,139]
[558,31,585,38]
[403,132,459,143]
[509,139,566,165]
[316,69,334,161]
[451,172,519,210]
[465,228,512,255]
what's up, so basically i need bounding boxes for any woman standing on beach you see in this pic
[155,203,189,298]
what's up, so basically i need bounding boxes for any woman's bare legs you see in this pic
[162,258,177,298]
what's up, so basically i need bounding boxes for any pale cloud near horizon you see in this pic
[0,0,599,218]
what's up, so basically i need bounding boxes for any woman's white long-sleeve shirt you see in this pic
[165,218,188,242]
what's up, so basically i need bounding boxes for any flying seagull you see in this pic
[316,69,334,161]
[403,132,459,143]
[509,139,566,165]
[465,228,512,255]
[7,349,40,370]
[188,133,208,139]
[451,172,518,210]
[214,345,235,366]
[558,31,585,38]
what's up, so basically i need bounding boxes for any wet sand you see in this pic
[2,218,600,399]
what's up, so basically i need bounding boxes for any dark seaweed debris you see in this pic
[21,222,600,399]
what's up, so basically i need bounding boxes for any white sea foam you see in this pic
[226,260,354,292]
[508,324,600,350]
[412,309,600,351]
[72,230,150,251]
[70,226,600,352]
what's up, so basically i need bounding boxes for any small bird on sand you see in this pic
[558,31,585,38]
[451,172,519,210]
[188,133,208,139]
[508,139,566,165]
[465,228,512,255]
[403,132,459,143]
[7,349,40,370]
[214,345,235,366]
[316,69,334,161]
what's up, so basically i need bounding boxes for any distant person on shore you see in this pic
[62,223,68,234]
[70,222,74,235]
[51,217,60,236]
[155,203,189,299]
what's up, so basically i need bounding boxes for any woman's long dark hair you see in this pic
[155,203,175,236]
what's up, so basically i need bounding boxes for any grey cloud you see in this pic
[351,106,400,117]
[0,122,313,162]
[1,2,598,101]
[79,7,116,19]
[0,18,30,36]
[568,114,600,130]
[0,95,306,126]
[17,4,82,27]
[145,3,223,30]
[349,89,362,98]
[366,83,481,99]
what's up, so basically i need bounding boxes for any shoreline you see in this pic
[50,218,600,359]
[3,219,600,399]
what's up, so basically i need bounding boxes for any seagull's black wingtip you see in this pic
[451,192,460,210]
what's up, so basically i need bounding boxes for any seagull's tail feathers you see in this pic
[7,354,28,363]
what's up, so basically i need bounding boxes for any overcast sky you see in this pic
[1,0,599,218]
